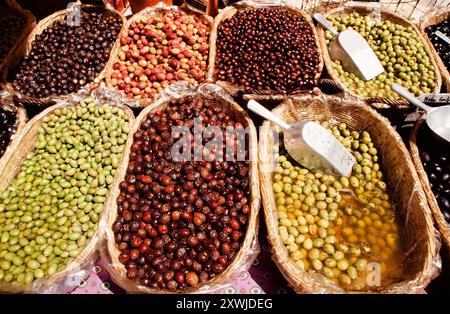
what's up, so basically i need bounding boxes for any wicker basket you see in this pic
[409,116,450,255]
[316,1,442,110]
[0,0,35,82]
[104,4,213,108]
[259,95,440,293]
[207,1,324,101]
[2,4,126,108]
[0,92,27,172]
[100,83,261,293]
[0,98,134,293]
[419,7,450,92]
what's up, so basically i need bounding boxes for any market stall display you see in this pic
[0,96,134,292]
[106,4,212,108]
[317,1,441,109]
[101,83,260,293]
[0,0,448,295]
[4,5,124,106]
[259,95,440,293]
[208,2,323,100]
[420,7,450,91]
[410,117,450,253]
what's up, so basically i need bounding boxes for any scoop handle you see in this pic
[391,84,432,113]
[436,31,450,45]
[247,100,291,130]
[313,13,339,37]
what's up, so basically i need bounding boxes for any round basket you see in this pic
[419,7,450,92]
[259,95,440,293]
[2,4,126,108]
[316,1,442,110]
[207,2,324,101]
[104,4,213,108]
[409,116,450,255]
[0,0,35,82]
[100,83,261,293]
[0,98,134,293]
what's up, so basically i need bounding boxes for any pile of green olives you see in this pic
[274,122,402,290]
[325,12,437,99]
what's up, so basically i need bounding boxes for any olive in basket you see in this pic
[112,97,251,290]
[0,106,17,158]
[418,125,450,222]
[274,122,403,290]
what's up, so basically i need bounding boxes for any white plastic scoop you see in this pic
[392,84,450,143]
[314,13,384,81]
[435,30,450,45]
[247,100,356,177]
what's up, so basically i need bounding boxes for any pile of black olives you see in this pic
[418,124,450,222]
[12,8,122,98]
[0,106,17,158]
[425,19,450,72]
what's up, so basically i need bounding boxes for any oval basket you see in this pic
[100,83,261,293]
[259,95,440,293]
[316,1,442,110]
[0,97,135,293]
[0,92,27,172]
[409,116,450,255]
[104,4,213,108]
[206,1,324,101]
[0,0,35,82]
[419,7,450,92]
[2,4,126,108]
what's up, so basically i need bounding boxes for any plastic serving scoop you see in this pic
[314,13,384,81]
[436,30,450,45]
[247,100,356,177]
[392,84,450,144]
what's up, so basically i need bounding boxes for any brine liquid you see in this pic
[335,194,403,291]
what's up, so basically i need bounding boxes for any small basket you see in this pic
[316,1,442,110]
[103,4,213,108]
[2,4,126,107]
[207,1,324,101]
[0,97,134,293]
[259,95,440,293]
[100,83,261,293]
